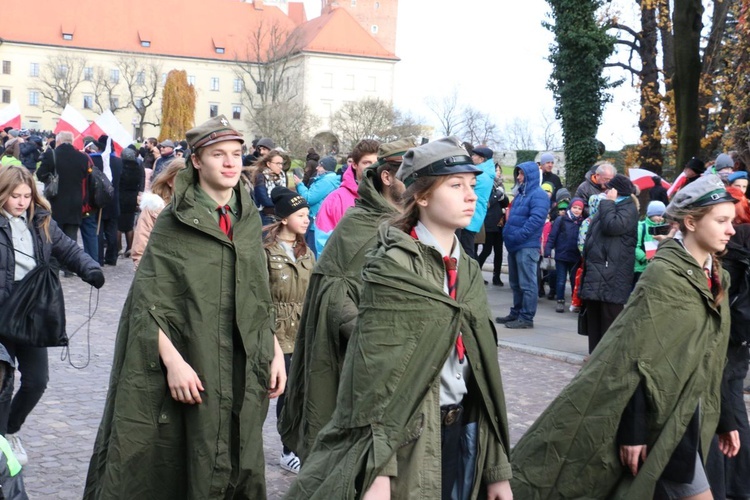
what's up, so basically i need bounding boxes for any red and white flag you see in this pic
[82,110,133,154]
[628,168,671,191]
[54,104,89,150]
[0,101,21,130]
[666,172,688,199]
[644,240,659,260]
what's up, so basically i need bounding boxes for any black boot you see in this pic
[492,273,503,286]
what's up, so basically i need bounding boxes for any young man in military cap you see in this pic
[85,115,286,499]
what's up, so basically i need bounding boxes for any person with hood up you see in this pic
[495,161,550,329]
[458,146,496,258]
[544,197,584,312]
[511,174,740,499]
[279,138,414,463]
[294,156,341,257]
[285,137,513,500]
[579,173,639,353]
[314,140,379,255]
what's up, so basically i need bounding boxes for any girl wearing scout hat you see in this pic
[262,187,314,475]
[511,174,740,499]
[288,137,513,500]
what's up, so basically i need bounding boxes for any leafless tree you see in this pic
[503,118,538,150]
[38,54,87,113]
[250,101,318,158]
[539,110,563,150]
[116,56,163,136]
[461,106,500,147]
[233,19,304,110]
[425,88,464,136]
[90,67,128,115]
[383,110,430,143]
[330,97,396,151]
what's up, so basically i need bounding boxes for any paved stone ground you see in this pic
[14,256,747,499]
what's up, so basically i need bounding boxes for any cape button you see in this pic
[193,218,200,225]
[687,270,693,276]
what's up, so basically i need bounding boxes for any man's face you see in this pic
[471,154,484,165]
[595,170,614,189]
[160,145,174,156]
[354,154,377,182]
[258,146,271,156]
[541,161,554,173]
[192,140,243,199]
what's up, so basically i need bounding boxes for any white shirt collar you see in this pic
[413,221,461,261]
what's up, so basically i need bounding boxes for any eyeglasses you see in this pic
[269,161,284,166]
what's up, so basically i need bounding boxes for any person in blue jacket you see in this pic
[496,161,550,329]
[458,146,495,258]
[293,156,341,256]
[544,197,584,313]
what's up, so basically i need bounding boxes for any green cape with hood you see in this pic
[84,161,275,499]
[510,239,731,499]
[279,162,398,461]
[285,224,511,499]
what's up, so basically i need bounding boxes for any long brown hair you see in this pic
[0,165,52,241]
[666,203,726,306]
[390,176,448,233]
[151,158,186,203]
[262,220,308,259]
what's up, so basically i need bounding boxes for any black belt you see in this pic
[440,404,464,427]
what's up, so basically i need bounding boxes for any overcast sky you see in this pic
[303,0,641,150]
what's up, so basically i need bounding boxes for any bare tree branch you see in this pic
[425,88,464,136]
[38,54,87,114]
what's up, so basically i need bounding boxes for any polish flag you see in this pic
[628,168,671,191]
[667,172,688,199]
[644,240,659,260]
[82,110,133,154]
[0,101,21,130]
[53,105,89,150]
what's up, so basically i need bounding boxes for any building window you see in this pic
[28,90,39,106]
[136,98,145,111]
[141,40,151,48]
[188,75,196,86]
[2,61,11,75]
[1,89,10,103]
[162,73,167,84]
[374,2,380,8]
[256,81,265,95]
[344,74,354,90]
[110,69,120,84]
[62,33,73,41]
[322,73,333,89]
[371,25,379,34]
[110,96,119,109]
[215,47,225,54]
[233,78,243,93]
[83,67,93,81]
[210,77,220,91]
[29,63,39,77]
[232,105,242,120]
[83,95,94,109]
[136,71,146,85]
[209,104,219,118]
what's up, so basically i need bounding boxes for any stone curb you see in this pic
[498,341,586,366]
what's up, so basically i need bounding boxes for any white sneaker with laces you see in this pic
[280,450,300,474]
[6,433,28,465]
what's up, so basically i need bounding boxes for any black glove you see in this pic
[84,269,105,289]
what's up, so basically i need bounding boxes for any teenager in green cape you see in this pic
[286,137,512,500]
[511,174,740,499]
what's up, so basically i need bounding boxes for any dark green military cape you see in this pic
[285,224,511,499]
[84,162,275,499]
[279,164,397,461]
[510,239,731,499]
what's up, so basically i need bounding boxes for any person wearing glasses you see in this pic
[252,151,287,226]
[152,140,176,179]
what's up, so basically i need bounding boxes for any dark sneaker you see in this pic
[495,315,518,324]
[547,291,556,300]
[505,319,534,329]
[556,300,565,313]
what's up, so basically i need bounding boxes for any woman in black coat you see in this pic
[477,165,509,286]
[117,147,145,258]
[0,166,104,465]
[579,174,639,353]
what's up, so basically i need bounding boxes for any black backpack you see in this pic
[86,157,114,209]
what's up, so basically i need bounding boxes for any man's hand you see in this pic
[487,480,513,500]
[620,444,647,476]
[268,336,286,399]
[719,430,740,458]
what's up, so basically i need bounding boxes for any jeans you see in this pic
[508,247,541,322]
[80,214,99,263]
[0,341,49,435]
[555,260,579,301]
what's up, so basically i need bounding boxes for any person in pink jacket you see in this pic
[314,139,379,255]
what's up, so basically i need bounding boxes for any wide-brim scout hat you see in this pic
[396,136,481,186]
[186,115,244,151]
[668,173,738,210]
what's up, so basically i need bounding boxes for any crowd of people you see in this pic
[0,113,749,499]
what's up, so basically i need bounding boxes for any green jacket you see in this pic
[265,242,315,354]
[510,239,731,499]
[634,217,659,273]
[279,164,397,461]
[285,224,512,499]
[84,162,275,499]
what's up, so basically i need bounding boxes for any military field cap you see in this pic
[374,137,418,171]
[271,187,309,219]
[668,174,737,211]
[186,115,244,151]
[396,136,481,186]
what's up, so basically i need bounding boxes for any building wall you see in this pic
[322,0,399,54]
[302,53,396,130]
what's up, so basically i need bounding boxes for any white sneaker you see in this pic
[6,434,28,465]
[280,450,300,474]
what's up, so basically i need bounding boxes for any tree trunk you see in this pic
[637,1,664,174]
[673,0,704,171]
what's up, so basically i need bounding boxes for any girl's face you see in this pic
[688,202,736,255]
[267,155,284,175]
[649,215,664,224]
[570,205,583,217]
[419,174,478,231]
[3,183,32,217]
[283,207,310,236]
[731,179,748,194]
